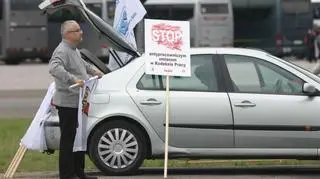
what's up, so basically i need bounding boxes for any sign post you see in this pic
[164,75,170,178]
[144,19,190,178]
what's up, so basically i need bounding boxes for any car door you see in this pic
[127,54,234,148]
[222,54,320,148]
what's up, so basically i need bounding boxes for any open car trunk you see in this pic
[39,0,140,73]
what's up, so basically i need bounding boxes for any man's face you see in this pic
[66,23,83,45]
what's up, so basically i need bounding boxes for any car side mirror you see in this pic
[303,83,318,95]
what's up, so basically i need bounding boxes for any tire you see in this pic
[88,120,147,175]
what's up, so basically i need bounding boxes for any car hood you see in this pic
[39,0,140,58]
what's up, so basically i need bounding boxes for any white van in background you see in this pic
[312,0,320,28]
[141,0,234,49]
[0,0,48,64]
[193,0,234,47]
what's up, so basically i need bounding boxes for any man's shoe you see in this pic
[78,174,97,179]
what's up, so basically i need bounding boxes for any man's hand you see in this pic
[74,79,84,88]
[94,71,104,79]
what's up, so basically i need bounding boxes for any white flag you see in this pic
[73,78,98,152]
[21,82,56,152]
[108,0,146,71]
[21,78,98,152]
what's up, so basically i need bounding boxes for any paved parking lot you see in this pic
[2,167,320,179]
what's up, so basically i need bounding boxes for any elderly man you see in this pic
[49,20,101,179]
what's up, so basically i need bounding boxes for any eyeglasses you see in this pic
[67,29,82,33]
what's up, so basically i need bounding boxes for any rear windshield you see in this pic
[145,5,194,20]
[200,3,229,14]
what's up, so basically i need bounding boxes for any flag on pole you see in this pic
[108,0,146,71]
[73,77,98,151]
[21,82,56,152]
[21,77,98,152]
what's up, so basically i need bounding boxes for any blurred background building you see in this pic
[0,0,317,65]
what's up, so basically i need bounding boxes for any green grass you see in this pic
[0,119,96,173]
[0,119,319,173]
[0,119,52,172]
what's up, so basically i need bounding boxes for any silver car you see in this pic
[41,0,320,176]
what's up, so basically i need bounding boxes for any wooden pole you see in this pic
[164,75,170,178]
[4,145,27,178]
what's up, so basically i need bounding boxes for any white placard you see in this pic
[144,19,191,77]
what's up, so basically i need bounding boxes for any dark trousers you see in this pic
[57,106,85,179]
[307,47,315,62]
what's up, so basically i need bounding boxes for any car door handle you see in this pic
[140,98,162,105]
[234,100,256,107]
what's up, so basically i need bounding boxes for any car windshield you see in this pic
[266,54,320,84]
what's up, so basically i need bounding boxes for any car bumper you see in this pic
[44,117,60,150]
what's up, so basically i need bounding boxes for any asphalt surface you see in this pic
[4,166,320,179]
[0,89,46,118]
[0,61,52,118]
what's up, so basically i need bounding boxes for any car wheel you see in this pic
[88,120,147,175]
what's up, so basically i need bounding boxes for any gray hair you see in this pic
[60,20,77,37]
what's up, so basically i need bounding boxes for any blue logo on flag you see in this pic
[118,8,129,36]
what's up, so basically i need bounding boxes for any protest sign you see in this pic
[144,19,190,178]
[145,19,191,77]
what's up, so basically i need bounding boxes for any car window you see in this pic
[137,54,219,92]
[145,5,194,21]
[224,55,304,95]
[224,55,261,92]
[267,54,320,84]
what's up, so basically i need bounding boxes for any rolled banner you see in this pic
[69,75,99,89]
